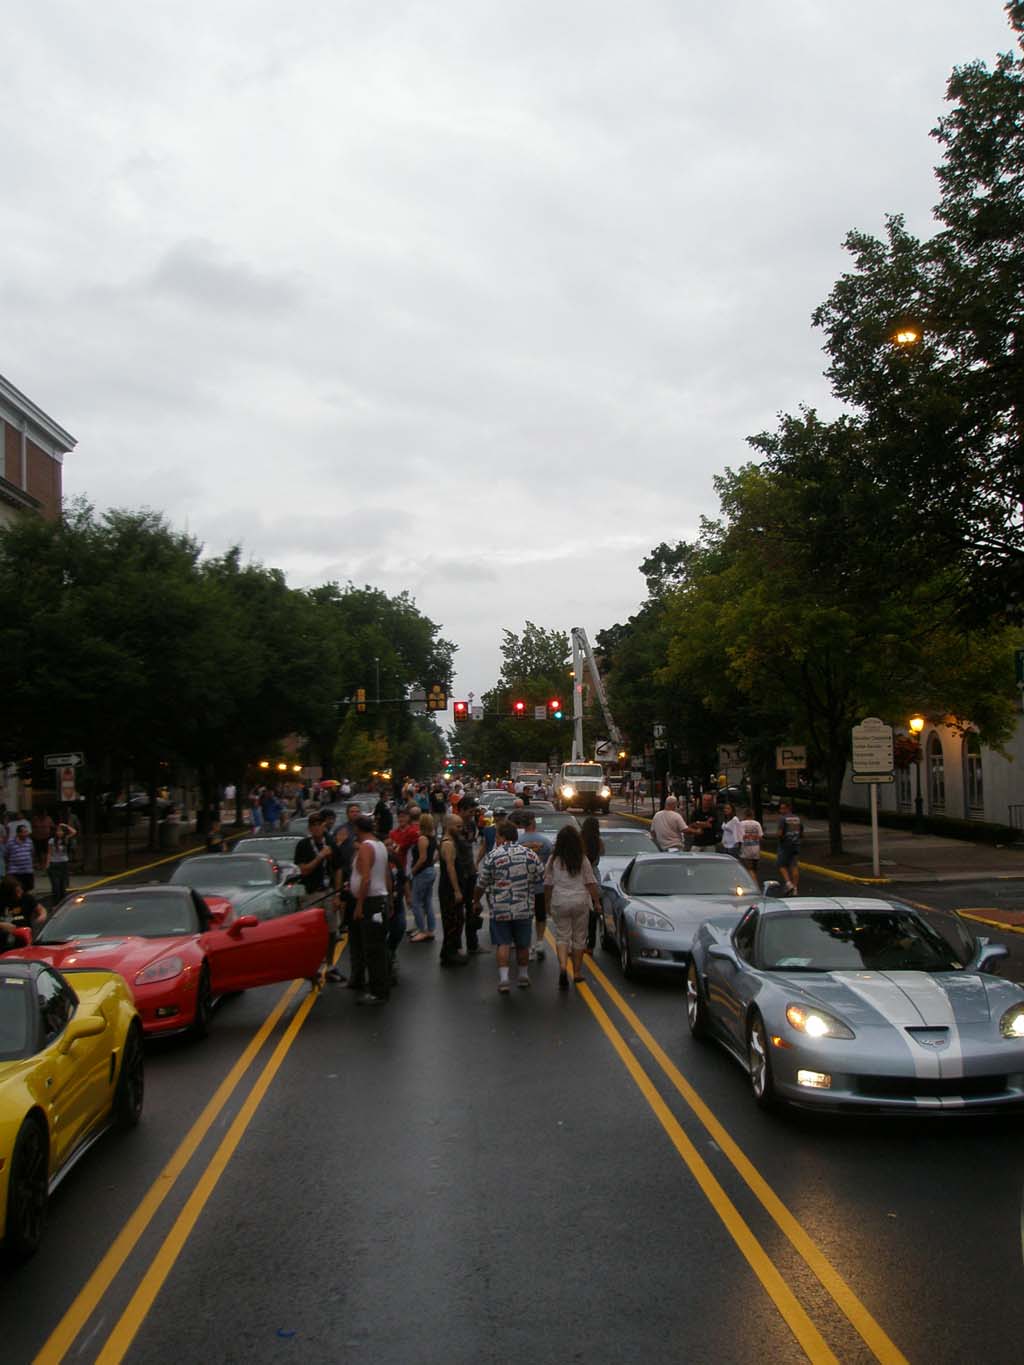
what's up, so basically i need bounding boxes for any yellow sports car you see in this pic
[0,960,143,1260]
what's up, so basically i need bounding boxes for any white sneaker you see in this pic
[534,944,546,960]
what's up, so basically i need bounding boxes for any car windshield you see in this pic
[38,892,200,941]
[564,766,602,780]
[602,831,655,856]
[172,856,275,889]
[234,839,299,864]
[531,814,578,834]
[759,910,969,973]
[0,980,32,1060]
[629,860,757,897]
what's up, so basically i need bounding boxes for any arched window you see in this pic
[927,733,945,811]
[964,733,984,814]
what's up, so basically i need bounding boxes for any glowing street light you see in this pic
[909,715,925,834]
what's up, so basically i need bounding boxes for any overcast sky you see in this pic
[2,1,1014,710]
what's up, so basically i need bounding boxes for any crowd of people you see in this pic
[286,780,606,1003]
[0,806,78,935]
[647,792,803,892]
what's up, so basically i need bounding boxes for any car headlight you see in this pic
[633,909,674,931]
[599,786,611,799]
[561,785,575,798]
[999,1004,1024,1039]
[785,1004,854,1039]
[136,956,186,985]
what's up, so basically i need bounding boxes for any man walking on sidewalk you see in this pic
[473,821,544,994]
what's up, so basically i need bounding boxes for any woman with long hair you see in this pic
[544,825,601,991]
[408,813,438,941]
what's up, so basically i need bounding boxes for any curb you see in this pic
[72,829,250,892]
[613,811,891,887]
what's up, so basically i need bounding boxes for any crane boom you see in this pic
[571,626,623,761]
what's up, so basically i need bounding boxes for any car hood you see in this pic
[13,936,194,979]
[629,892,754,927]
[772,969,1024,1029]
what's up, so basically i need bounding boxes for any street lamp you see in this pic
[909,715,925,834]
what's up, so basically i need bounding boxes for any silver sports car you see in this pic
[599,853,760,978]
[687,895,1024,1113]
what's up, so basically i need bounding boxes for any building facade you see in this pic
[0,372,76,529]
[841,712,1024,833]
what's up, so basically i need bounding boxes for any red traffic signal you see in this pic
[453,700,469,723]
[513,700,526,717]
[548,698,560,711]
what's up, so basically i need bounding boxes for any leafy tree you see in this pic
[656,443,1020,851]
[812,2,1024,616]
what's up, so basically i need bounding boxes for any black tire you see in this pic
[686,961,710,1040]
[747,1010,776,1109]
[113,1021,145,1129]
[190,963,213,1040]
[619,917,636,980]
[4,1118,48,1260]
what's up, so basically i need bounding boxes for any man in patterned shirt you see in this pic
[473,821,544,994]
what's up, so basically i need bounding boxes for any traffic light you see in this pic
[356,687,366,714]
[513,700,526,718]
[549,698,563,719]
[453,700,468,723]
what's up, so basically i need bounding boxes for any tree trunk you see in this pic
[826,760,845,855]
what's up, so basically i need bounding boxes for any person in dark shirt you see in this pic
[295,813,345,983]
[686,793,722,849]
[0,875,46,942]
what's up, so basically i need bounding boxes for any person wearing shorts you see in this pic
[738,809,763,887]
[776,802,803,895]
[543,825,601,992]
[473,822,543,994]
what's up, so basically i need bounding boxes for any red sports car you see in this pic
[4,885,327,1038]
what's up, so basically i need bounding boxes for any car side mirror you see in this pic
[58,1014,106,1054]
[762,881,786,898]
[708,943,738,965]
[976,938,1008,972]
[229,915,260,935]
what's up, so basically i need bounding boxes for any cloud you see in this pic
[0,0,1012,700]
[150,240,301,315]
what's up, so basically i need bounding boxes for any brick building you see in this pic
[0,372,76,528]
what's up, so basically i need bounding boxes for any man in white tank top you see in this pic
[350,815,393,1005]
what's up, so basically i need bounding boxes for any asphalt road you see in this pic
[4,824,1024,1364]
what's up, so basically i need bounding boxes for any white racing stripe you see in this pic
[832,971,940,1081]
[895,972,963,1079]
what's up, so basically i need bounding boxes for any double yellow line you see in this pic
[36,948,339,1365]
[562,944,909,1364]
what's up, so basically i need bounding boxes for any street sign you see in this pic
[852,773,895,784]
[653,723,666,739]
[719,744,743,768]
[59,766,77,802]
[851,717,894,780]
[785,771,799,789]
[471,706,483,721]
[534,705,547,721]
[775,745,806,769]
[409,687,427,716]
[45,752,83,769]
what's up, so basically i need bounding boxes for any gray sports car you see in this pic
[687,895,1024,1113]
[599,853,760,978]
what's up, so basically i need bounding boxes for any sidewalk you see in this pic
[610,799,1024,886]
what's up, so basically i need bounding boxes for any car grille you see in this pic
[855,1074,1008,1100]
